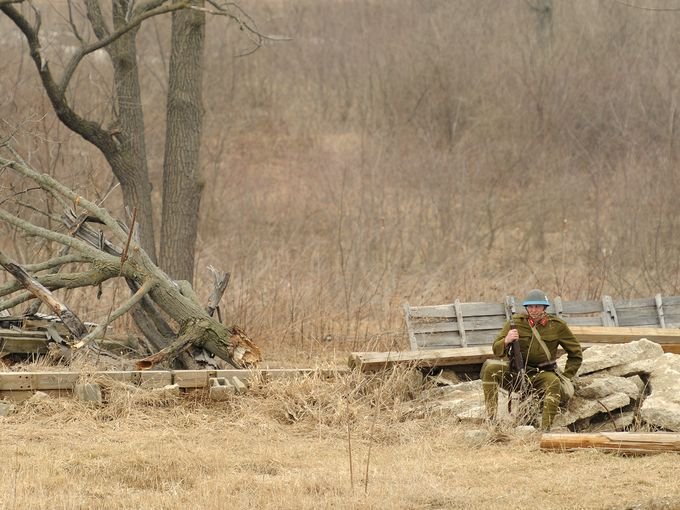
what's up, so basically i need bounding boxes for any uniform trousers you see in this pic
[481,360,561,431]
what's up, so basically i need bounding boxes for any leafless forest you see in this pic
[3,0,680,362]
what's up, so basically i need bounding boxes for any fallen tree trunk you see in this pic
[540,432,680,455]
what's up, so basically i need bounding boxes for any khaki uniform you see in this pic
[481,313,582,430]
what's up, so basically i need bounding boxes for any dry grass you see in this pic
[3,3,680,507]
[1,368,679,510]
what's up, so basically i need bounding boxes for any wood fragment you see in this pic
[0,251,87,339]
[540,432,680,455]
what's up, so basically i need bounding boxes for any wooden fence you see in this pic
[403,294,680,350]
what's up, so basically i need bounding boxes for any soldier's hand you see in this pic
[504,328,519,345]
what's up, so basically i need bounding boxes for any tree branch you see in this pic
[0,4,113,149]
[0,267,118,300]
[60,1,190,95]
[74,278,156,349]
[0,250,88,338]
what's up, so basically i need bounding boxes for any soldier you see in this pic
[481,289,582,430]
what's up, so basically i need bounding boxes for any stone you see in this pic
[74,383,102,405]
[151,384,180,398]
[588,411,635,432]
[432,379,509,422]
[514,425,538,437]
[606,359,658,378]
[640,353,680,431]
[561,339,664,376]
[29,391,51,401]
[577,375,642,401]
[0,401,15,417]
[553,392,630,428]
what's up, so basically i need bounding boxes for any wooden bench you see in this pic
[403,294,680,351]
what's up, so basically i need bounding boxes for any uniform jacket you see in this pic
[492,313,583,379]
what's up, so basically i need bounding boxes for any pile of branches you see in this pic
[0,149,261,370]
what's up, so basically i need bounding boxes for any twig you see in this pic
[119,206,136,273]
[347,399,354,492]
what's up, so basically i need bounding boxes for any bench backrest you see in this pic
[403,294,680,350]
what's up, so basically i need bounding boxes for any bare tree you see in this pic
[0,0,271,284]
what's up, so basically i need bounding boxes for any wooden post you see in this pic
[453,299,467,347]
[655,294,666,328]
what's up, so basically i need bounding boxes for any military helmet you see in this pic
[522,289,550,307]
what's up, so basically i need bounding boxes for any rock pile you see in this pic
[432,339,680,432]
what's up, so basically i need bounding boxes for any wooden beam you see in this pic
[0,368,349,393]
[348,346,495,372]
[349,335,680,372]
[570,326,680,345]
[540,432,680,455]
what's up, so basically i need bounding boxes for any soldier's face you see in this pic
[526,304,547,319]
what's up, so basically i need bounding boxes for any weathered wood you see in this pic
[0,368,349,395]
[205,266,230,320]
[0,251,88,339]
[540,432,680,454]
[569,326,680,345]
[405,298,680,351]
[348,346,495,372]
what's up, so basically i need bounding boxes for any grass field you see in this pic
[1,369,679,510]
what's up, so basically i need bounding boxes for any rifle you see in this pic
[508,319,524,376]
[507,319,527,413]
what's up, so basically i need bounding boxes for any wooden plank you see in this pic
[557,316,606,326]
[411,315,506,334]
[0,328,48,338]
[0,337,50,354]
[139,371,173,388]
[0,373,31,391]
[569,326,680,344]
[173,370,214,389]
[616,308,659,327]
[348,346,495,372]
[415,331,498,349]
[613,297,656,309]
[407,304,456,319]
[540,432,680,454]
[458,302,506,317]
[558,299,605,314]
[0,369,349,393]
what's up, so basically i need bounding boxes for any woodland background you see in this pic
[2,0,680,364]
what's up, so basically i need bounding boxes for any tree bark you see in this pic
[160,1,206,283]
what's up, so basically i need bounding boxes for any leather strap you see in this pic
[530,324,553,361]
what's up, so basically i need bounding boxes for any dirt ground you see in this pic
[1,369,679,510]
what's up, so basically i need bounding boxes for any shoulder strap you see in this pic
[530,324,553,360]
